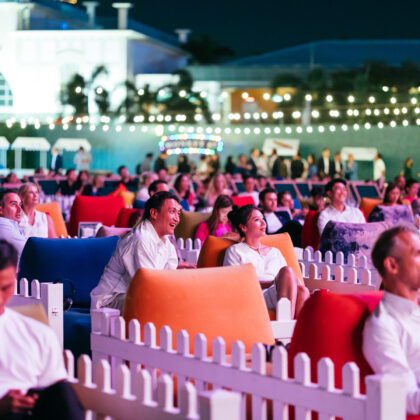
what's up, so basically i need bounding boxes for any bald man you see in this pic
[363,225,420,415]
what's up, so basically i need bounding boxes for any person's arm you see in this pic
[363,316,420,415]
[46,214,57,238]
[0,390,36,415]
[222,246,242,267]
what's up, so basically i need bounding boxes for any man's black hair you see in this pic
[117,165,126,174]
[325,178,347,193]
[140,191,179,222]
[148,180,168,196]
[259,187,277,204]
[0,189,18,207]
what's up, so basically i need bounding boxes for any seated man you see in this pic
[0,190,26,258]
[259,188,302,246]
[91,191,182,310]
[317,178,365,234]
[0,240,83,419]
[278,190,308,223]
[363,225,420,416]
[56,169,79,196]
[238,176,260,205]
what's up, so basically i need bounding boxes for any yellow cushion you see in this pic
[123,264,275,353]
[36,202,68,237]
[174,211,210,240]
[197,233,303,284]
[119,191,135,207]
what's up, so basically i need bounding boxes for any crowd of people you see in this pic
[0,147,419,417]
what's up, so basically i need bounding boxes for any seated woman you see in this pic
[195,195,233,244]
[18,183,57,238]
[223,205,308,319]
[382,182,402,206]
[91,175,105,196]
[77,170,93,196]
[205,173,232,206]
[403,179,419,204]
[172,173,194,210]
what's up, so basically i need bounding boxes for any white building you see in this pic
[0,0,189,119]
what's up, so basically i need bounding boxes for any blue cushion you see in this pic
[19,236,119,308]
[133,200,146,209]
[368,204,414,225]
[64,310,91,359]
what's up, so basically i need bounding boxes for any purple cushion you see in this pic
[368,204,414,224]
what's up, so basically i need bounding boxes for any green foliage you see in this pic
[184,34,235,64]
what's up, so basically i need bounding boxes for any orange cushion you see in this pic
[359,197,382,219]
[123,264,275,354]
[109,183,129,197]
[119,190,135,207]
[197,233,303,284]
[36,202,68,237]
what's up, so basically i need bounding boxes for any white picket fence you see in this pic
[64,351,241,420]
[301,263,381,294]
[176,238,202,264]
[296,247,379,286]
[90,310,406,420]
[9,278,64,346]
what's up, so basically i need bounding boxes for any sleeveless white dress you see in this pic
[20,210,49,238]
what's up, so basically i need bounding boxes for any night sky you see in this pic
[92,0,420,58]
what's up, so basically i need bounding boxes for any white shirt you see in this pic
[323,157,330,175]
[265,212,283,234]
[0,218,27,258]
[91,219,178,308]
[20,210,48,238]
[223,242,287,310]
[0,308,67,397]
[136,186,150,201]
[317,204,365,234]
[73,150,91,171]
[238,191,260,205]
[373,158,386,181]
[363,291,420,415]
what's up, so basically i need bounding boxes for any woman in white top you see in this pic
[18,183,57,238]
[223,205,308,318]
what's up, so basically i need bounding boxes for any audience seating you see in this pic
[351,181,381,202]
[196,233,303,284]
[368,203,414,224]
[96,226,131,238]
[37,179,59,195]
[288,290,420,420]
[359,197,382,218]
[68,195,125,236]
[122,264,275,353]
[19,236,119,358]
[115,208,139,228]
[272,181,300,198]
[301,210,320,249]
[174,211,210,240]
[36,201,68,237]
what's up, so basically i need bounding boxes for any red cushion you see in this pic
[232,196,255,206]
[288,290,383,393]
[108,183,129,197]
[68,196,125,236]
[301,210,320,250]
[115,208,139,228]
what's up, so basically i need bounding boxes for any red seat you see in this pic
[115,208,139,228]
[232,195,255,206]
[288,291,420,420]
[68,196,125,236]
[301,210,320,249]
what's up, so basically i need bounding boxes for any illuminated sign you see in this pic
[159,133,224,155]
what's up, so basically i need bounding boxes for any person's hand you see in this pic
[0,390,37,414]
[177,261,197,269]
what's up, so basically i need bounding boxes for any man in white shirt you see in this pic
[73,146,91,171]
[0,190,26,258]
[0,240,82,419]
[91,191,182,310]
[317,179,365,234]
[373,153,386,181]
[238,176,260,205]
[363,225,420,416]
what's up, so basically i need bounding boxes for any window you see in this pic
[0,73,13,107]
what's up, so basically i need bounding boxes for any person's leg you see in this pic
[32,382,84,420]
[274,266,309,319]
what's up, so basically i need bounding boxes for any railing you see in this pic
[91,310,406,420]
[64,351,240,420]
[9,278,64,346]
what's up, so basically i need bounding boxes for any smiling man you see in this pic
[91,191,182,310]
[317,178,365,234]
[0,190,26,259]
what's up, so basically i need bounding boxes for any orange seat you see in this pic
[196,233,303,284]
[359,197,382,219]
[123,264,275,354]
[36,202,68,237]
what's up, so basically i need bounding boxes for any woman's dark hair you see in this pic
[206,195,234,234]
[77,170,89,183]
[173,173,190,197]
[383,182,401,204]
[140,191,179,223]
[228,204,260,238]
[0,240,18,270]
